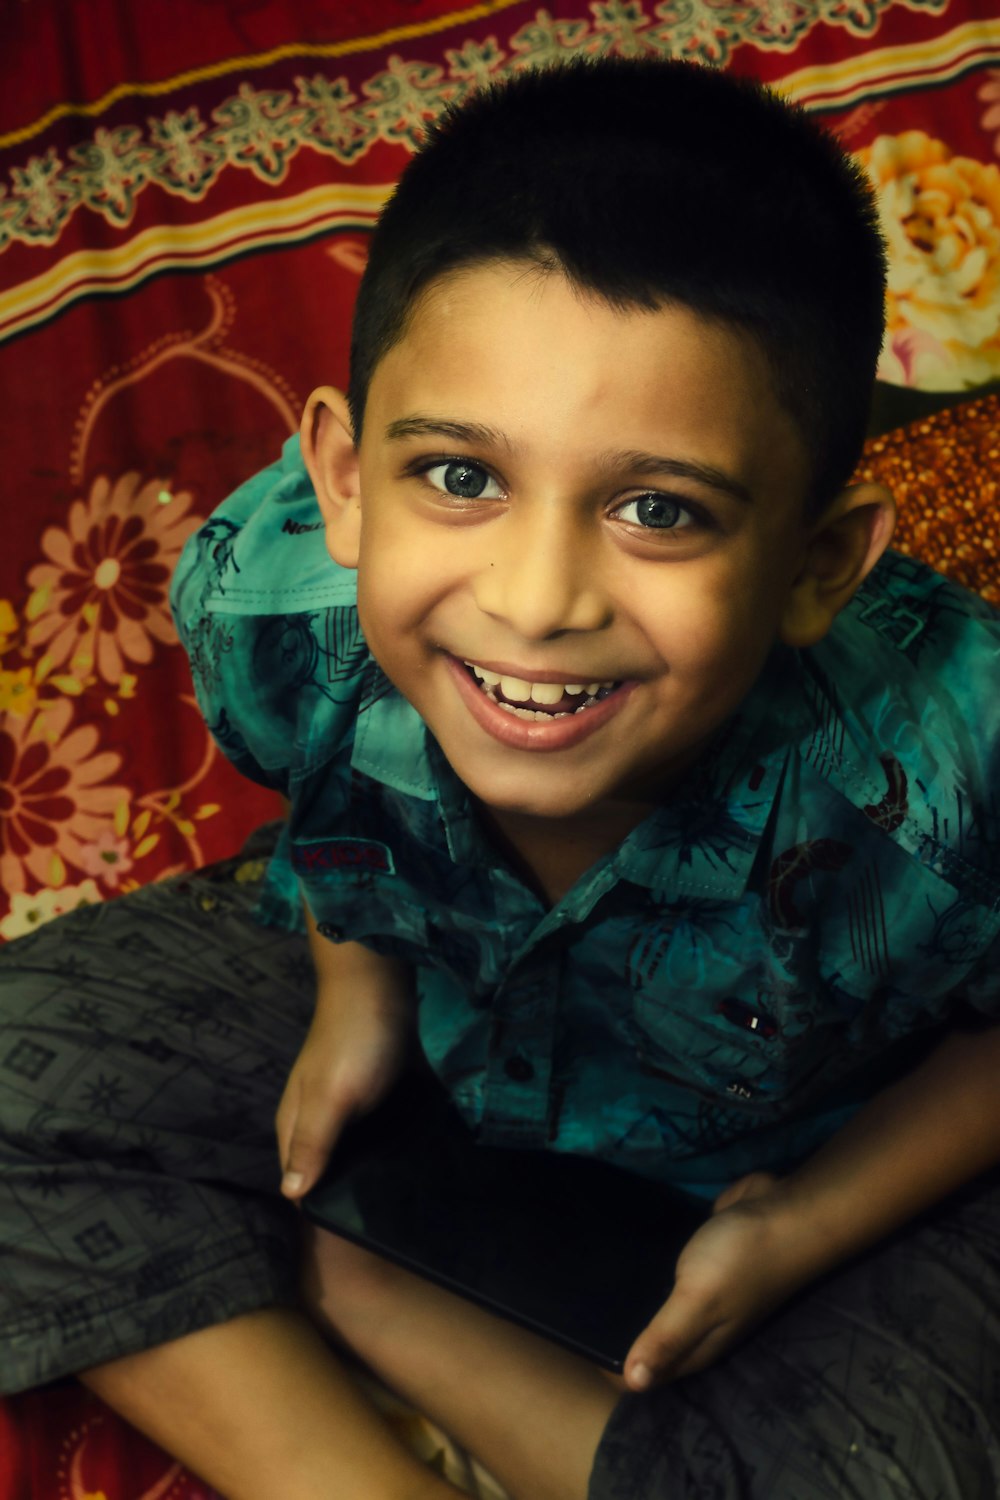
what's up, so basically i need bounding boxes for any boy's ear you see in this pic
[300,386,362,568]
[780,481,896,648]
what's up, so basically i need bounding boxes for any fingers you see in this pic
[626,1328,728,1388]
[275,1001,411,1201]
[624,1282,720,1390]
[275,1073,355,1200]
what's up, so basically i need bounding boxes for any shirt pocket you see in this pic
[300,868,430,966]
[633,978,837,1121]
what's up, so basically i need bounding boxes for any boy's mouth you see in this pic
[462,661,620,720]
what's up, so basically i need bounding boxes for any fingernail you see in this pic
[282,1171,304,1197]
[630,1361,652,1390]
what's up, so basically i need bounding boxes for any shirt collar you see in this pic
[351,645,819,899]
[611,646,814,902]
[351,663,439,800]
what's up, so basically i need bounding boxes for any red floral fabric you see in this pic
[2,0,998,1493]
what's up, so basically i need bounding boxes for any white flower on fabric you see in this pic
[0,880,102,940]
[857,132,1000,389]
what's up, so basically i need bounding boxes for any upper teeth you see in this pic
[464,663,613,705]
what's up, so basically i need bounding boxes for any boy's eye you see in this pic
[423,460,502,500]
[614,493,693,530]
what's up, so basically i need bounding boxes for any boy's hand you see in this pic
[624,1172,807,1390]
[275,976,412,1200]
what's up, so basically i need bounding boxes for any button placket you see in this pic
[480,958,561,1147]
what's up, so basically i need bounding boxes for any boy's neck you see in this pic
[475,800,656,909]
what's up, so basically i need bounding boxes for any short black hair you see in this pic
[347,57,886,516]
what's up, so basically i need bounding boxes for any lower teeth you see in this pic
[477,682,602,718]
[496,702,575,720]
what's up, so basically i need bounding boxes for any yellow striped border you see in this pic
[5,15,999,346]
[0,183,391,344]
[0,0,528,152]
[776,17,1000,111]
[5,2,987,153]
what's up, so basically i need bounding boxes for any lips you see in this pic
[446,654,634,751]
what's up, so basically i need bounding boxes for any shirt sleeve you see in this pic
[795,554,1000,1053]
[169,437,367,794]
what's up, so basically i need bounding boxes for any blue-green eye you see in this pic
[424,461,502,499]
[616,493,692,529]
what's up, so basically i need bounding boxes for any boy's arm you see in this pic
[625,1019,1000,1390]
[274,898,415,1199]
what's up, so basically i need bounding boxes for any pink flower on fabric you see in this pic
[25,472,201,684]
[78,828,134,887]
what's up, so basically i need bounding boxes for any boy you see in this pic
[2,56,999,1500]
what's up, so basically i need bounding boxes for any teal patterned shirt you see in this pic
[171,436,1000,1199]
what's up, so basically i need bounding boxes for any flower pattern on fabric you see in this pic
[0,699,128,895]
[77,829,135,888]
[0,0,954,257]
[25,474,201,687]
[857,132,1000,387]
[0,667,36,719]
[0,880,102,941]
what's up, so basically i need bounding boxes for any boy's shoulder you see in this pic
[169,436,378,788]
[171,434,356,616]
[821,547,997,701]
[800,548,999,903]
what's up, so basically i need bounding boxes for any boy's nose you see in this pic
[472,510,612,640]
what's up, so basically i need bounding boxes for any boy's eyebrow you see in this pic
[605,450,754,506]
[385,417,510,450]
[385,417,753,505]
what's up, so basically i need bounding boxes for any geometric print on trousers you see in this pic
[0,826,308,1393]
[588,1165,1000,1499]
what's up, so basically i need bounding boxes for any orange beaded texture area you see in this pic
[855,395,1000,606]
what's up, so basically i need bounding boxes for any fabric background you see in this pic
[1,0,998,1494]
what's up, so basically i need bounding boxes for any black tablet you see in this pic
[302,1066,708,1372]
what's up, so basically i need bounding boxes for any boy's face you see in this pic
[324,262,831,822]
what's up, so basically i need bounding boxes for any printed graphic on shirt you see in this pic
[852,552,982,662]
[170,459,1000,1190]
[252,609,367,702]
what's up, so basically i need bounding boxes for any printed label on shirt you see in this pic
[291,838,396,876]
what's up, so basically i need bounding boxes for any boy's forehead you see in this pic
[385,260,750,389]
[365,261,809,505]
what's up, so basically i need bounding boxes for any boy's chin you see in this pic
[462,768,653,825]
[475,792,599,822]
[458,769,602,822]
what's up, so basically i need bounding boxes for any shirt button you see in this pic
[504,1055,535,1083]
[316,922,344,942]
